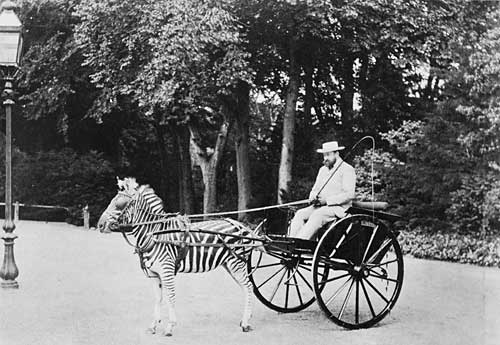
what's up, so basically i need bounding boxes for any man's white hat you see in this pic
[316,141,345,153]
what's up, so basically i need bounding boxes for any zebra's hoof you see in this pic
[146,327,156,335]
[241,325,253,332]
[163,324,174,337]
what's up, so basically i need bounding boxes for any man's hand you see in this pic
[309,195,327,207]
[316,195,327,206]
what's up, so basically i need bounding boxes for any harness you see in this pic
[112,189,263,279]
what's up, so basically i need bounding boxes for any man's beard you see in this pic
[323,158,336,169]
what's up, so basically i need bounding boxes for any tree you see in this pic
[381,2,500,233]
[74,0,252,213]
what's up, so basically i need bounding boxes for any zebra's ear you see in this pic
[128,177,139,191]
[117,177,126,191]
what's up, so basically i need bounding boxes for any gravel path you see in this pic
[1,221,499,345]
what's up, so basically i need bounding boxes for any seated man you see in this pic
[289,141,356,240]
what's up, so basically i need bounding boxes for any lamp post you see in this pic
[0,0,23,289]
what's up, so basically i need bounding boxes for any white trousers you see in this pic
[289,205,338,240]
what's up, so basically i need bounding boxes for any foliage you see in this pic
[16,0,97,150]
[352,149,401,202]
[381,114,467,230]
[400,230,500,267]
[74,0,251,123]
[0,147,116,225]
[447,171,500,234]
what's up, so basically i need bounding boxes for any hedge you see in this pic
[399,229,500,267]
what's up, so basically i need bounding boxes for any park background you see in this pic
[1,0,500,266]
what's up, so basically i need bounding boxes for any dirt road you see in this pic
[1,221,499,345]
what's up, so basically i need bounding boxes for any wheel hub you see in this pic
[352,265,369,280]
[281,256,299,269]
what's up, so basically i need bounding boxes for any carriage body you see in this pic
[248,202,404,329]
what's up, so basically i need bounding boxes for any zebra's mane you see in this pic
[136,184,167,213]
[117,177,164,211]
[137,184,154,195]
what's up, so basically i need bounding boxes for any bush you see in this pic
[0,147,117,226]
[399,229,500,267]
[447,172,500,234]
[352,149,402,202]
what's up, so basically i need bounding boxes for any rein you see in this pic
[121,199,309,228]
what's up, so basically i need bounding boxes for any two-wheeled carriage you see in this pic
[102,176,403,334]
[248,201,404,329]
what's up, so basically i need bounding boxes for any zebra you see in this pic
[97,177,264,336]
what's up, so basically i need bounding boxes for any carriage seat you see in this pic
[347,201,401,223]
[352,201,389,210]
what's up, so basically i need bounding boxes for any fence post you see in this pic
[14,201,19,222]
[83,205,90,230]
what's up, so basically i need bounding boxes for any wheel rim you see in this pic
[312,215,404,329]
[248,247,327,313]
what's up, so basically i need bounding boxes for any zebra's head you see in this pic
[98,177,139,233]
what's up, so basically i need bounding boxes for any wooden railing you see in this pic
[0,202,92,229]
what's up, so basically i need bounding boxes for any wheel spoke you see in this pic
[325,276,352,307]
[299,263,328,279]
[296,268,314,292]
[253,262,283,270]
[367,238,393,264]
[297,263,312,272]
[317,272,351,287]
[355,280,360,324]
[360,279,376,318]
[270,268,288,302]
[362,225,379,262]
[285,269,290,308]
[292,273,304,305]
[329,224,353,258]
[366,258,398,268]
[363,277,390,304]
[367,270,399,283]
[338,278,355,320]
[257,266,286,289]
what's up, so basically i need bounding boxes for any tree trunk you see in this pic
[304,62,314,129]
[189,111,231,214]
[172,124,195,214]
[358,52,369,111]
[340,55,355,131]
[277,37,300,204]
[153,122,169,203]
[233,82,252,220]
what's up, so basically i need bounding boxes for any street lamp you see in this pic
[0,0,23,289]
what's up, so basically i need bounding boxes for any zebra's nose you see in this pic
[97,215,107,233]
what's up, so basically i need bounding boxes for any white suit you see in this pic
[290,158,356,239]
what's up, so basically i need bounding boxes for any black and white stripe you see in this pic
[99,184,260,335]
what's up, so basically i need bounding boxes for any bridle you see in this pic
[112,190,172,252]
[111,190,161,278]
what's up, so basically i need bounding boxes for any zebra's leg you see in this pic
[223,259,254,332]
[146,277,162,334]
[160,267,177,337]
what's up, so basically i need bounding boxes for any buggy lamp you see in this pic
[0,1,23,67]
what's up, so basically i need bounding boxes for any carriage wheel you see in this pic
[248,244,328,313]
[312,215,404,329]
